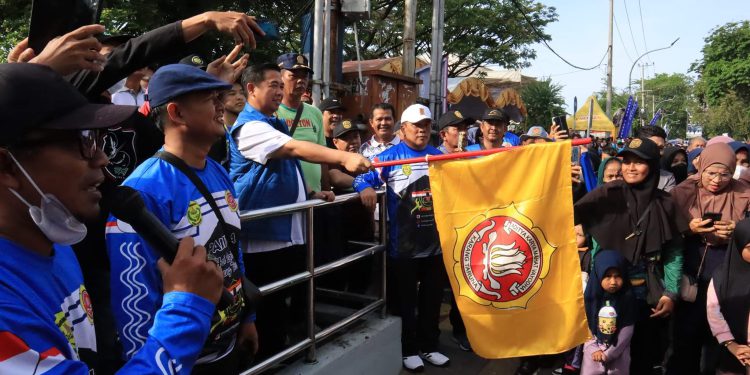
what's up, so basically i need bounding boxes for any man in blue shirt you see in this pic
[354,104,450,372]
[465,108,518,151]
[0,64,224,374]
[228,62,371,358]
[106,64,257,373]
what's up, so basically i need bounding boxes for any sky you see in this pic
[521,0,750,114]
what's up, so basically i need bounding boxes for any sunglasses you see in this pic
[15,129,105,160]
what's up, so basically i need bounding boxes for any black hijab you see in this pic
[584,249,636,345]
[712,218,750,371]
[660,146,688,184]
[574,138,689,263]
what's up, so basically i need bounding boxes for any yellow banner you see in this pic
[429,141,589,359]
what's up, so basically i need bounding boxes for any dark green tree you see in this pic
[344,0,556,77]
[690,21,750,139]
[520,77,565,127]
[1,0,556,80]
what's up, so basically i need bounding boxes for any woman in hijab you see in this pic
[707,218,750,374]
[661,146,689,184]
[574,137,689,374]
[598,157,623,185]
[667,142,750,374]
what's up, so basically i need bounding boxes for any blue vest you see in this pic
[229,103,306,242]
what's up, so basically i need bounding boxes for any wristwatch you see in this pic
[723,340,736,348]
[307,191,317,199]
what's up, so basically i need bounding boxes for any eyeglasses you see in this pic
[703,171,732,181]
[15,129,104,160]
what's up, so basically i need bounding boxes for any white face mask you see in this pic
[6,152,87,245]
[734,165,746,180]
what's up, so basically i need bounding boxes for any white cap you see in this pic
[400,104,432,125]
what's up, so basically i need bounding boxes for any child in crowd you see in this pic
[707,218,750,375]
[582,250,636,375]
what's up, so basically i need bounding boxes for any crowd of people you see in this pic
[2,8,750,375]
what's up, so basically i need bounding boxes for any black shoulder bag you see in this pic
[155,151,262,310]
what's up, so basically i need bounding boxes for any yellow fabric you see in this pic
[567,95,616,133]
[494,88,528,116]
[429,141,589,359]
[446,77,495,107]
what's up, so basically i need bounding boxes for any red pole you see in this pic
[371,139,592,168]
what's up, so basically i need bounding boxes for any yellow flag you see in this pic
[429,141,589,359]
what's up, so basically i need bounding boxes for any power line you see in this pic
[509,0,609,71]
[637,0,655,74]
[622,0,641,57]
[613,13,634,63]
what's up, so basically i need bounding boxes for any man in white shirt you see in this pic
[227,62,370,358]
[360,103,401,159]
[111,67,150,106]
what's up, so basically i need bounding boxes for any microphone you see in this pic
[103,185,234,309]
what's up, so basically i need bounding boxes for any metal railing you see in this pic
[238,190,388,375]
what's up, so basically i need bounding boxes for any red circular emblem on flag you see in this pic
[460,216,543,303]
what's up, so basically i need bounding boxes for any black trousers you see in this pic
[243,245,306,361]
[666,282,719,375]
[387,255,446,356]
[631,299,671,374]
[448,293,466,337]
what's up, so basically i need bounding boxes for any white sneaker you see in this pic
[402,355,424,372]
[420,351,450,367]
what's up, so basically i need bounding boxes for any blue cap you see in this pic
[148,64,232,108]
[277,53,313,73]
[729,140,749,154]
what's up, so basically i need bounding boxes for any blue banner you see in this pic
[618,96,638,139]
[649,108,662,126]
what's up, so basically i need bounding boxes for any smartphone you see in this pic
[571,146,581,165]
[28,0,101,53]
[553,116,570,135]
[702,212,722,226]
[254,20,280,41]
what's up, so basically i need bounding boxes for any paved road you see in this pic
[398,304,563,375]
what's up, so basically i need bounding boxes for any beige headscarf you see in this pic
[672,143,750,245]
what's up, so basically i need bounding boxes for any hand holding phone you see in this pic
[702,212,722,226]
[571,146,581,166]
[553,116,570,137]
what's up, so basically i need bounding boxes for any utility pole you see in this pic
[639,62,654,127]
[606,0,614,118]
[428,0,445,120]
[402,0,417,77]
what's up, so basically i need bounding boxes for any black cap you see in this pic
[333,119,365,138]
[437,110,473,130]
[0,64,138,147]
[481,108,509,122]
[179,54,207,70]
[318,97,345,112]
[617,137,660,160]
[277,53,313,73]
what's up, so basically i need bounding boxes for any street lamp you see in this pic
[628,38,680,94]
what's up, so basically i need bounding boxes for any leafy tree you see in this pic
[345,0,556,77]
[691,21,750,106]
[639,73,693,139]
[520,77,565,127]
[690,21,750,139]
[1,0,556,79]
[596,89,631,117]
